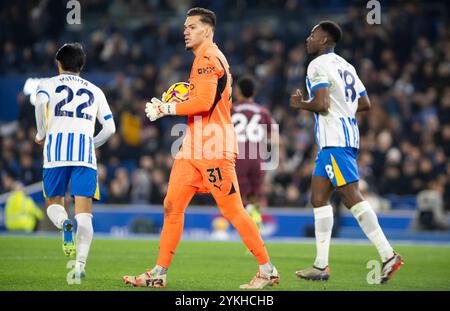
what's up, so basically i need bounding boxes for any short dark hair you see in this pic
[187,7,216,28]
[237,76,256,98]
[55,42,86,72]
[318,20,342,44]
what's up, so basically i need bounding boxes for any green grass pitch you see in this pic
[0,235,449,291]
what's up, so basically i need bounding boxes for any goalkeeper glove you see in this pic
[145,93,176,122]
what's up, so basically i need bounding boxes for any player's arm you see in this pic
[175,55,221,115]
[290,86,330,113]
[267,117,280,165]
[291,60,330,113]
[174,77,218,116]
[264,111,279,153]
[34,86,49,145]
[354,69,370,112]
[357,93,371,112]
[356,81,370,112]
[145,56,221,120]
[94,91,116,148]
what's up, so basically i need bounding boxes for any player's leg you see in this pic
[235,157,250,205]
[73,196,93,278]
[296,152,334,281]
[124,159,198,287]
[156,183,197,269]
[71,166,99,277]
[215,192,280,289]
[310,175,335,271]
[337,181,403,283]
[124,185,196,288]
[46,196,76,257]
[43,167,70,229]
[331,147,403,283]
[334,163,392,258]
[43,167,75,257]
[199,157,279,289]
[45,196,67,229]
[246,159,264,229]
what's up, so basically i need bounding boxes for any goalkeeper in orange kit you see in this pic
[122,7,280,289]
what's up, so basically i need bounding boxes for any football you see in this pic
[164,82,190,104]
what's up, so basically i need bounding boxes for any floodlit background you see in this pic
[0,0,449,243]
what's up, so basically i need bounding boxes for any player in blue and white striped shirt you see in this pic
[290,21,403,284]
[34,43,115,279]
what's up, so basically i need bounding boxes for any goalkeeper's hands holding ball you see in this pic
[145,92,176,122]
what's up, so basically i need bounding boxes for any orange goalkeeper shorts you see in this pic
[167,154,240,198]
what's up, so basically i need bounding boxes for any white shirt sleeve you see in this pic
[93,89,115,148]
[34,82,50,141]
[307,60,330,91]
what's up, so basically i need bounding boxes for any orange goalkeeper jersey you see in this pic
[175,42,237,159]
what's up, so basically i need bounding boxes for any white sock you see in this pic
[350,201,394,262]
[313,205,334,269]
[46,204,68,230]
[75,261,85,273]
[75,213,93,269]
[259,261,274,274]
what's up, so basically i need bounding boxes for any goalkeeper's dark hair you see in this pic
[187,7,216,28]
[55,42,86,72]
[318,20,342,44]
[237,76,256,98]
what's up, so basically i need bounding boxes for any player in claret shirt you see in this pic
[231,76,276,230]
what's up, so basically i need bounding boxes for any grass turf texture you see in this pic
[0,236,449,291]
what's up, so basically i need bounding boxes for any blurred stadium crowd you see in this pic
[1,0,449,209]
